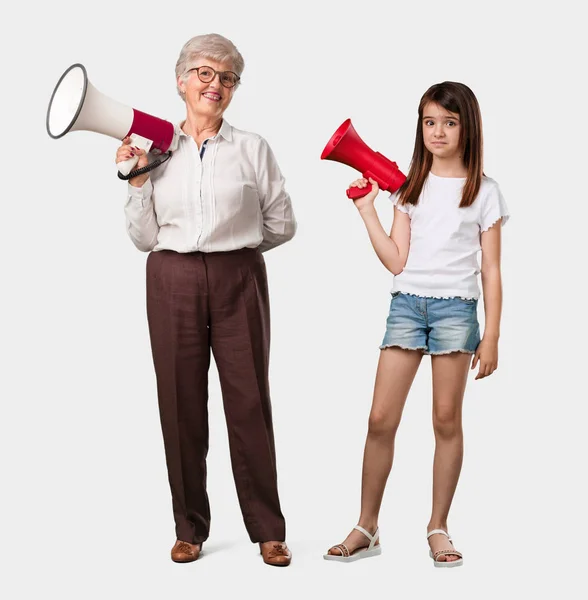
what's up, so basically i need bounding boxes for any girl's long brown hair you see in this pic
[398,82,484,208]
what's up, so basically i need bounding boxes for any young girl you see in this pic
[324,82,509,567]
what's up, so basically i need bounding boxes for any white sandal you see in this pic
[427,529,463,568]
[323,525,382,562]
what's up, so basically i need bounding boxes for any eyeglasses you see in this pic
[186,66,241,88]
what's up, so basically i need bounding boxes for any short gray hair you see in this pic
[175,33,245,101]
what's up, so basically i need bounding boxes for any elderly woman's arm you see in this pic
[254,137,297,252]
[124,179,160,252]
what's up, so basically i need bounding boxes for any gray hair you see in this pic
[175,33,245,101]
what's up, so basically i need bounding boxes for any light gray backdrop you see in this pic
[2,1,585,598]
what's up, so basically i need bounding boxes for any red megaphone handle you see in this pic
[347,184,373,200]
[346,171,384,199]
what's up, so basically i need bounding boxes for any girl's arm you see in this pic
[352,178,410,275]
[471,220,503,379]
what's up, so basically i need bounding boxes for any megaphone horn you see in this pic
[46,63,179,176]
[321,119,406,199]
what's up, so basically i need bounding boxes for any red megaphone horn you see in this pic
[321,119,406,199]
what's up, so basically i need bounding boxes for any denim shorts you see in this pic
[379,292,480,355]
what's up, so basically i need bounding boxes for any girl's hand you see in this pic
[349,177,379,212]
[471,337,498,380]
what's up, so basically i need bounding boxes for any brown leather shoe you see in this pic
[259,541,292,566]
[171,540,202,563]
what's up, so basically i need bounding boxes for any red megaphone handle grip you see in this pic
[347,184,373,200]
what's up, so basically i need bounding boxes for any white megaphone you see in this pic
[46,63,180,177]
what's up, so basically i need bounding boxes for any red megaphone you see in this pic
[321,119,406,199]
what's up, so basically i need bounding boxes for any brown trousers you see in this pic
[146,248,285,544]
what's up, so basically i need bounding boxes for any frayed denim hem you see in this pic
[426,348,476,356]
[379,343,428,352]
[379,344,476,355]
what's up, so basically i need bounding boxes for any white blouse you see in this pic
[124,120,297,253]
[391,173,510,299]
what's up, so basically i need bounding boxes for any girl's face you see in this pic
[422,102,462,160]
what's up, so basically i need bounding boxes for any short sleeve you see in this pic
[389,191,414,217]
[479,183,510,232]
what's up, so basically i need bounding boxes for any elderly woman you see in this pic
[116,33,296,566]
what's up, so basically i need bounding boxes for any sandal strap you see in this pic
[331,543,350,557]
[434,549,463,561]
[354,525,379,549]
[427,528,452,542]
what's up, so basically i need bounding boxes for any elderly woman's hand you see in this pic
[116,136,150,188]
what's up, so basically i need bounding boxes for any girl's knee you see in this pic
[368,411,400,438]
[432,409,462,439]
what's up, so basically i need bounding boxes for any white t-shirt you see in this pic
[390,172,510,299]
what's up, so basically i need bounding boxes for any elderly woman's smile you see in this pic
[202,91,222,102]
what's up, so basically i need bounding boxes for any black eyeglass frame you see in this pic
[185,66,241,88]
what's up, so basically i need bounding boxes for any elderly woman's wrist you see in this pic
[130,175,150,188]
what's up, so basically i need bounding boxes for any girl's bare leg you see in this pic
[427,352,470,562]
[328,347,423,555]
